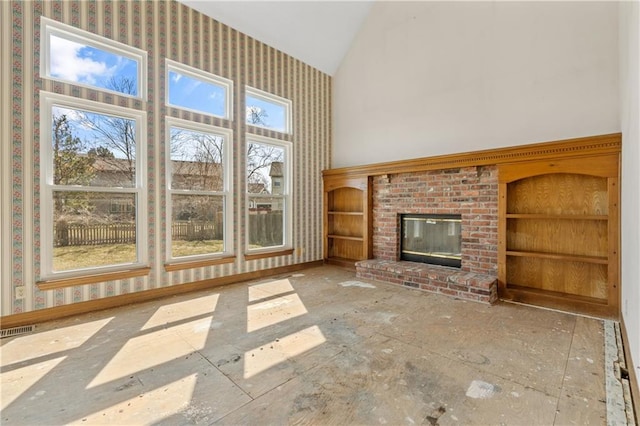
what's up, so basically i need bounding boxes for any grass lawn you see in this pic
[53,240,225,271]
[171,240,224,257]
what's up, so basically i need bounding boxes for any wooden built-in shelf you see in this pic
[322,133,620,318]
[505,214,608,220]
[328,234,364,242]
[323,175,372,266]
[506,250,608,265]
[506,284,608,305]
[499,151,620,318]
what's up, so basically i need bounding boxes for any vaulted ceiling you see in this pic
[178,1,374,75]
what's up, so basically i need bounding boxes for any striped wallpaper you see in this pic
[0,0,332,315]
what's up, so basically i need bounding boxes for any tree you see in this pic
[106,75,137,97]
[246,143,283,193]
[52,114,95,213]
[87,146,115,159]
[169,128,224,240]
[246,105,268,127]
[245,105,282,192]
[78,76,137,186]
[170,128,224,192]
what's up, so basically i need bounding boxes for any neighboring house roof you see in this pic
[248,182,267,193]
[170,159,222,177]
[269,161,283,177]
[92,157,221,176]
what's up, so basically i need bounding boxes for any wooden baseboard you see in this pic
[324,257,357,270]
[0,260,324,330]
[620,315,640,421]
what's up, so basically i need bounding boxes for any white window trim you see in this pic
[166,59,234,121]
[39,91,148,279]
[245,134,293,254]
[245,86,292,134]
[40,17,148,100]
[166,117,234,261]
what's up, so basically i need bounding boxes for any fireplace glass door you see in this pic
[401,214,462,268]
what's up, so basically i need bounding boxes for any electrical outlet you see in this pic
[15,286,25,300]
[296,247,305,256]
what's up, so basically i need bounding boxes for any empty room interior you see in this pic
[1,0,639,424]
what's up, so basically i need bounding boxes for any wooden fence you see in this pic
[171,221,220,241]
[248,211,283,247]
[54,214,280,247]
[55,222,136,247]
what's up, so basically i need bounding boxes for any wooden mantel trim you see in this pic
[322,133,621,178]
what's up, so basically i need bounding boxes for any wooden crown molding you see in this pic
[323,133,621,178]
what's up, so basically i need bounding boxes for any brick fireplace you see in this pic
[356,166,499,303]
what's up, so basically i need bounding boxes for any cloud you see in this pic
[52,105,85,122]
[49,35,114,84]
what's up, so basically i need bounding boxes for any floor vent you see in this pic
[1,325,34,339]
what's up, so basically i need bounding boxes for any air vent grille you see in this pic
[1,325,34,338]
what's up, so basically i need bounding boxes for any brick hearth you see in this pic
[356,259,498,303]
[356,166,499,303]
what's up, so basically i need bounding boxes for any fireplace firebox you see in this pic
[400,214,462,268]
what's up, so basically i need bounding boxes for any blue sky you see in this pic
[245,95,286,132]
[49,34,288,164]
[50,34,287,131]
[50,34,138,95]
[52,105,136,161]
[168,70,226,117]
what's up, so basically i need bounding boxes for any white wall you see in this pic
[620,0,640,396]
[333,1,619,168]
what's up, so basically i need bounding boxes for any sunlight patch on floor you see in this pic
[243,325,326,378]
[70,374,198,425]
[0,356,67,410]
[248,279,295,302]
[141,294,219,331]
[246,293,308,333]
[0,317,113,366]
[87,328,198,388]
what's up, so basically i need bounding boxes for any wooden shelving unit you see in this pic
[498,154,620,318]
[323,175,372,268]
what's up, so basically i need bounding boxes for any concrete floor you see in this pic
[1,265,610,425]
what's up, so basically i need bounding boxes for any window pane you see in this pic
[170,127,224,191]
[246,95,287,132]
[246,142,284,194]
[168,70,227,117]
[52,106,136,188]
[171,194,224,258]
[49,34,139,96]
[248,196,284,248]
[52,191,137,271]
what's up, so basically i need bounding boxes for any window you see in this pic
[40,17,147,99]
[166,59,233,119]
[245,86,292,133]
[167,118,233,260]
[40,92,147,278]
[246,136,291,252]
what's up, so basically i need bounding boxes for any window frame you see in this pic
[39,91,148,280]
[245,134,293,254]
[245,86,292,134]
[40,16,147,100]
[166,59,234,120]
[165,117,234,262]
